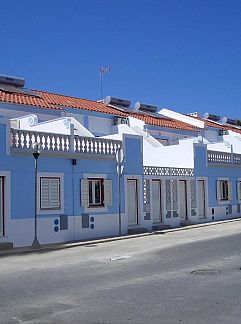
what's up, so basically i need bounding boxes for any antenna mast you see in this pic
[99,66,110,99]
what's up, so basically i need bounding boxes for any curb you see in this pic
[0,217,241,257]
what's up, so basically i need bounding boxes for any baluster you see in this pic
[94,140,98,153]
[110,142,113,154]
[90,140,93,153]
[66,137,70,151]
[102,142,106,154]
[98,140,102,154]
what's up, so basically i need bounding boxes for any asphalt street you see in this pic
[0,221,241,324]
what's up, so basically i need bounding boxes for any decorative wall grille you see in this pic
[143,179,150,213]
[144,166,194,177]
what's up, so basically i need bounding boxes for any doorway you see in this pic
[197,180,206,218]
[127,179,138,225]
[152,180,162,223]
[179,180,187,220]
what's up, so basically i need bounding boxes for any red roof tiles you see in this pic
[0,88,198,131]
[193,116,241,135]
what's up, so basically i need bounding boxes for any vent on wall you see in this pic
[219,129,229,136]
[114,117,129,126]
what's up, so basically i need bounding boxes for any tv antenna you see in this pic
[99,66,110,99]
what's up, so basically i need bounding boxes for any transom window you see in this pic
[88,179,104,207]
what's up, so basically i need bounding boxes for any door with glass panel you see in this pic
[152,180,162,223]
[127,180,138,225]
[197,180,205,218]
[179,180,187,220]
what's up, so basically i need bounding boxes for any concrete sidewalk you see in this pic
[1,217,241,257]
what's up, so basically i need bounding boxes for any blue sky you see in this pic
[1,0,241,118]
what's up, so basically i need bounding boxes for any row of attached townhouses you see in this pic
[0,74,240,248]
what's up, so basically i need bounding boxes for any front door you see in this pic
[152,180,162,223]
[0,178,4,236]
[179,180,187,220]
[197,180,205,218]
[127,180,138,225]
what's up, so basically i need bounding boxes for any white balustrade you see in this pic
[10,129,122,156]
[207,150,241,166]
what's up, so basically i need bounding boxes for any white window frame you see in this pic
[217,178,231,205]
[88,178,104,207]
[37,173,64,215]
[81,174,112,213]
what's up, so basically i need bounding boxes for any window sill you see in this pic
[84,206,108,213]
[218,200,231,205]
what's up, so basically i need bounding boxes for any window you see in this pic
[237,181,241,200]
[217,179,231,202]
[220,181,229,200]
[0,177,4,236]
[88,179,104,207]
[40,177,61,210]
[81,178,112,208]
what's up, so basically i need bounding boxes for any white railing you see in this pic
[10,129,122,156]
[207,150,241,166]
[143,166,194,177]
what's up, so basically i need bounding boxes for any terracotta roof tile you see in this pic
[130,112,198,131]
[193,116,241,135]
[0,88,198,131]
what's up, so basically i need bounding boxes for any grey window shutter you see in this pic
[228,181,232,201]
[50,178,60,208]
[81,179,89,207]
[104,180,112,207]
[217,180,221,201]
[40,178,60,209]
[237,181,241,200]
[41,178,50,209]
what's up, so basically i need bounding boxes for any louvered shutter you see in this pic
[104,180,112,207]
[217,180,221,201]
[40,178,60,209]
[237,181,241,200]
[228,181,232,200]
[81,179,89,207]
[41,178,50,209]
[50,178,60,208]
